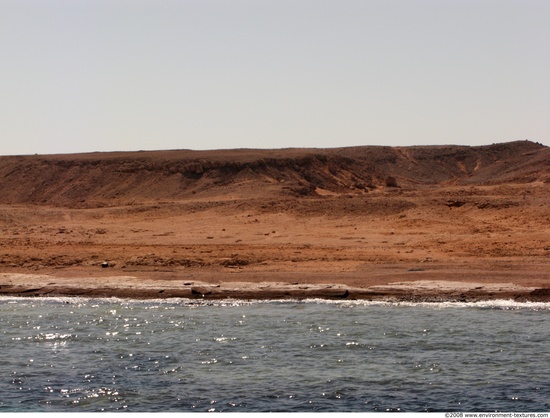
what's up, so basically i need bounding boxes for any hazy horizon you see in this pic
[1,138,546,158]
[1,0,548,156]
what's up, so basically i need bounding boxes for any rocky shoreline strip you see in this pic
[1,273,549,303]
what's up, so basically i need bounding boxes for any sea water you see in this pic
[0,297,549,412]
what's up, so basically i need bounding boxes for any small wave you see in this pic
[329,299,550,310]
[33,332,75,341]
[2,295,550,310]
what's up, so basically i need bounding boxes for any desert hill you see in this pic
[0,140,549,301]
[0,140,547,208]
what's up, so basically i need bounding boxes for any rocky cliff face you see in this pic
[0,141,548,208]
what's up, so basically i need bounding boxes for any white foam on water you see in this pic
[2,295,550,310]
[322,298,550,310]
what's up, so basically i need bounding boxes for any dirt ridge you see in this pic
[1,141,547,208]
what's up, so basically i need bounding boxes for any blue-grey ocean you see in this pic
[1,296,549,412]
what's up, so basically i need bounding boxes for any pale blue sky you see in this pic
[1,0,548,156]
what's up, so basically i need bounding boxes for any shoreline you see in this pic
[2,269,549,303]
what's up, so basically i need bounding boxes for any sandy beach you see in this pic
[1,141,548,302]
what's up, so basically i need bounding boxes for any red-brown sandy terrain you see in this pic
[0,140,548,301]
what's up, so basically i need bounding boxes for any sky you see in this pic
[1,0,549,156]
